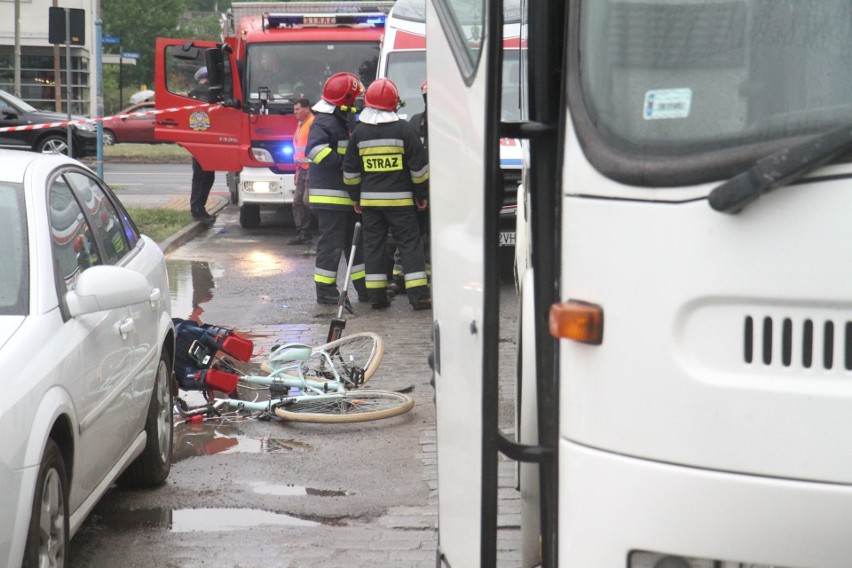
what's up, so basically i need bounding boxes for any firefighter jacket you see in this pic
[306,109,354,210]
[342,119,429,207]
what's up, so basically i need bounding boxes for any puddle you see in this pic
[249,481,350,497]
[87,507,319,532]
[168,259,218,321]
[172,420,312,463]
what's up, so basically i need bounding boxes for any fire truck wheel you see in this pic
[239,204,261,228]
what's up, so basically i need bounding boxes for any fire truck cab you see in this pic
[154,2,391,228]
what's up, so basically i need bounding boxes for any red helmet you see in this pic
[321,72,364,107]
[364,78,400,111]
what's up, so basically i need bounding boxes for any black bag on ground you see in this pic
[173,318,253,392]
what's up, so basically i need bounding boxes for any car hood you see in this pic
[30,110,89,124]
[0,317,24,351]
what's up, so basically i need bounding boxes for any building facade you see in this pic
[0,0,97,115]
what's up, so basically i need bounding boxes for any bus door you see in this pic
[427,0,565,565]
[153,38,245,172]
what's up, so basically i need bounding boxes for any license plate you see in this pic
[499,231,516,247]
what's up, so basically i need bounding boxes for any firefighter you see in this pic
[306,72,369,305]
[389,79,431,294]
[343,78,431,310]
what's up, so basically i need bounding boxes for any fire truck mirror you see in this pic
[205,48,231,104]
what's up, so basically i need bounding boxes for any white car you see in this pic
[0,150,175,567]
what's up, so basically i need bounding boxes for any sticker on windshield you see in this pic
[643,89,692,120]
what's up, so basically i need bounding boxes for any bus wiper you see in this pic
[708,124,852,213]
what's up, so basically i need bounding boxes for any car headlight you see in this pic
[74,122,97,132]
[251,148,274,163]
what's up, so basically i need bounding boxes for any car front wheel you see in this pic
[23,439,69,568]
[117,348,173,486]
[36,134,70,155]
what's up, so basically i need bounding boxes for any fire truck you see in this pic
[377,0,525,280]
[154,2,393,228]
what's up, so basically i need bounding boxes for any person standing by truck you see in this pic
[306,73,369,305]
[343,78,431,310]
[288,98,315,244]
[188,67,216,223]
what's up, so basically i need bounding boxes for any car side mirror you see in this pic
[65,265,151,317]
[2,108,18,119]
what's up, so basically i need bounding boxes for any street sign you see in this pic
[103,35,121,44]
[48,7,85,46]
[121,51,141,59]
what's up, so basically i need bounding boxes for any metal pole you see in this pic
[65,8,73,158]
[119,40,123,108]
[13,0,21,98]
[95,19,104,178]
[53,0,61,111]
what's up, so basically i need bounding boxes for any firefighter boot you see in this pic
[316,283,339,305]
[408,286,432,311]
[370,289,390,310]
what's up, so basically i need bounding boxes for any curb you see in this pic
[157,196,230,256]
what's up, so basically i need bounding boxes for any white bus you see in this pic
[426,0,852,566]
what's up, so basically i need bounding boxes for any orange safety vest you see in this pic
[294,113,315,171]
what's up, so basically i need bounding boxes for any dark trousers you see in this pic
[292,170,312,234]
[191,157,215,214]
[363,207,429,304]
[314,208,367,298]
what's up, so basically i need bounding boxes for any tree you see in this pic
[102,0,190,102]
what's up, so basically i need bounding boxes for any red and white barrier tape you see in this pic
[0,102,216,133]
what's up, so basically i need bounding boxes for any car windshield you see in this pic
[246,42,380,108]
[0,183,28,316]
[0,89,37,113]
[577,0,852,180]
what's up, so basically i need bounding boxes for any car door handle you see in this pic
[119,317,135,339]
[149,287,161,308]
[157,119,178,126]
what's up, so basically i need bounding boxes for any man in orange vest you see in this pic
[288,98,315,244]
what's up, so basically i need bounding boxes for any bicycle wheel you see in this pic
[273,390,413,423]
[263,332,384,386]
[306,332,384,386]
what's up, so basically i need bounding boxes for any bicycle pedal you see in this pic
[257,412,274,422]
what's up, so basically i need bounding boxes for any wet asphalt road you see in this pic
[67,201,521,567]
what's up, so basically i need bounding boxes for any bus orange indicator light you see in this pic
[549,300,604,344]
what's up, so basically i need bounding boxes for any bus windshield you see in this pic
[246,42,379,108]
[577,0,852,177]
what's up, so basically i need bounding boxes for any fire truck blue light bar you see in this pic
[266,13,386,28]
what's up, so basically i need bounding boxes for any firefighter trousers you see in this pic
[362,207,430,305]
[314,208,367,300]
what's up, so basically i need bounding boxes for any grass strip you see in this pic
[127,207,193,244]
